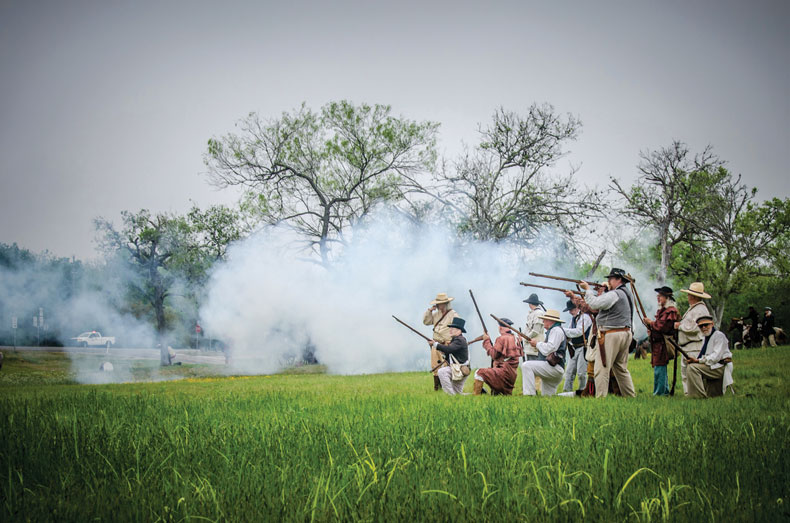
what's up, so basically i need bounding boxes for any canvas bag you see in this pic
[448,354,469,381]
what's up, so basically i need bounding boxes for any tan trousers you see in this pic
[594,331,636,398]
[431,347,442,376]
[761,334,777,348]
[680,340,703,395]
[687,363,724,398]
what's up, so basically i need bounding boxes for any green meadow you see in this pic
[1,348,788,522]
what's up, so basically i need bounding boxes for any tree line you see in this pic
[1,100,788,346]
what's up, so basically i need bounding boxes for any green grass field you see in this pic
[1,348,788,522]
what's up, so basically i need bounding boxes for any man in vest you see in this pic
[675,282,711,395]
[428,317,470,395]
[423,293,460,391]
[562,300,592,393]
[685,315,734,398]
[521,309,567,396]
[579,268,636,398]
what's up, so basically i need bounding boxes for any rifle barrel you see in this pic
[529,272,602,289]
[469,289,488,334]
[392,315,432,342]
[520,282,584,296]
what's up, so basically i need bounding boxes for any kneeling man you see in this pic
[474,317,523,395]
[522,310,567,396]
[428,317,470,395]
[685,316,733,398]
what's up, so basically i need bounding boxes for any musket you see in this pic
[392,315,432,342]
[520,282,584,297]
[490,314,531,342]
[529,272,603,290]
[469,289,493,367]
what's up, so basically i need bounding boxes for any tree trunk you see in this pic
[658,223,671,286]
[319,205,331,267]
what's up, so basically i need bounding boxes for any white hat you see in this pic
[430,292,454,305]
[680,282,711,299]
[537,309,565,323]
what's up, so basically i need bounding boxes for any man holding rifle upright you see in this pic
[579,268,636,398]
[423,293,459,391]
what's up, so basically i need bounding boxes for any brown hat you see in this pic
[430,292,454,305]
[680,282,711,299]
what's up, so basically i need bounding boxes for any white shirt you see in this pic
[536,325,566,357]
[699,329,732,370]
[678,302,709,346]
[565,313,593,339]
[524,307,545,355]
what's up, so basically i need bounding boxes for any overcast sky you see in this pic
[1,0,787,260]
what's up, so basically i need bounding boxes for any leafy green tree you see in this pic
[205,101,438,265]
[611,141,725,285]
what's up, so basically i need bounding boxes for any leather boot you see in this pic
[473,380,485,395]
[433,375,441,391]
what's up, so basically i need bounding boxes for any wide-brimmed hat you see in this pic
[430,292,454,305]
[447,317,466,333]
[680,282,711,299]
[537,309,565,323]
[563,299,577,312]
[654,286,674,297]
[696,315,715,326]
[523,293,543,306]
[605,267,628,280]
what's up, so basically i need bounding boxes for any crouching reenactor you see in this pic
[428,317,470,395]
[521,310,567,396]
[685,316,734,398]
[474,317,523,395]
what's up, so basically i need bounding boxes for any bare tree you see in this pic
[611,141,725,285]
[205,101,438,266]
[407,104,601,248]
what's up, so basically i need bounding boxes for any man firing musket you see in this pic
[422,293,459,391]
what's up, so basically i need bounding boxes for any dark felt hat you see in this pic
[563,299,577,312]
[654,286,674,297]
[523,293,543,306]
[495,317,514,328]
[605,267,628,280]
[447,317,467,333]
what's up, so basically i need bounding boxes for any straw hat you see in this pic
[680,282,711,299]
[695,315,715,326]
[430,292,454,305]
[537,309,565,323]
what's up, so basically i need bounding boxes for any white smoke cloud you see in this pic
[200,208,579,375]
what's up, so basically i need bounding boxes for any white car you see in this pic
[72,331,116,349]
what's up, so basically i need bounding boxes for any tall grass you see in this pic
[1,348,788,521]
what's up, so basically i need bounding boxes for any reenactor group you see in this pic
[414,268,739,399]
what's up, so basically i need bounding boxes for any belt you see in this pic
[600,327,630,334]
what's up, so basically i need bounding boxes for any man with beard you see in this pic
[685,315,734,398]
[676,282,711,395]
[423,293,459,391]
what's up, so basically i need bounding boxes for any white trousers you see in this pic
[521,360,565,396]
[437,365,468,395]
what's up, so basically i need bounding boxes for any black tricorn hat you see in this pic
[447,317,467,333]
[523,293,543,306]
[654,286,674,297]
[496,317,514,328]
[563,299,577,312]
[606,267,628,280]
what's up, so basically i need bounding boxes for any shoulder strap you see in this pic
[434,310,451,328]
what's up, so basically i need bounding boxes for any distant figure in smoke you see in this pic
[521,309,567,396]
[423,293,459,391]
[474,317,523,395]
[761,307,777,347]
[428,317,470,395]
[522,293,546,391]
[745,306,760,348]
[160,343,171,366]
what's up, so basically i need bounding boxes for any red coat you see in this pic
[649,305,679,367]
[476,332,523,395]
